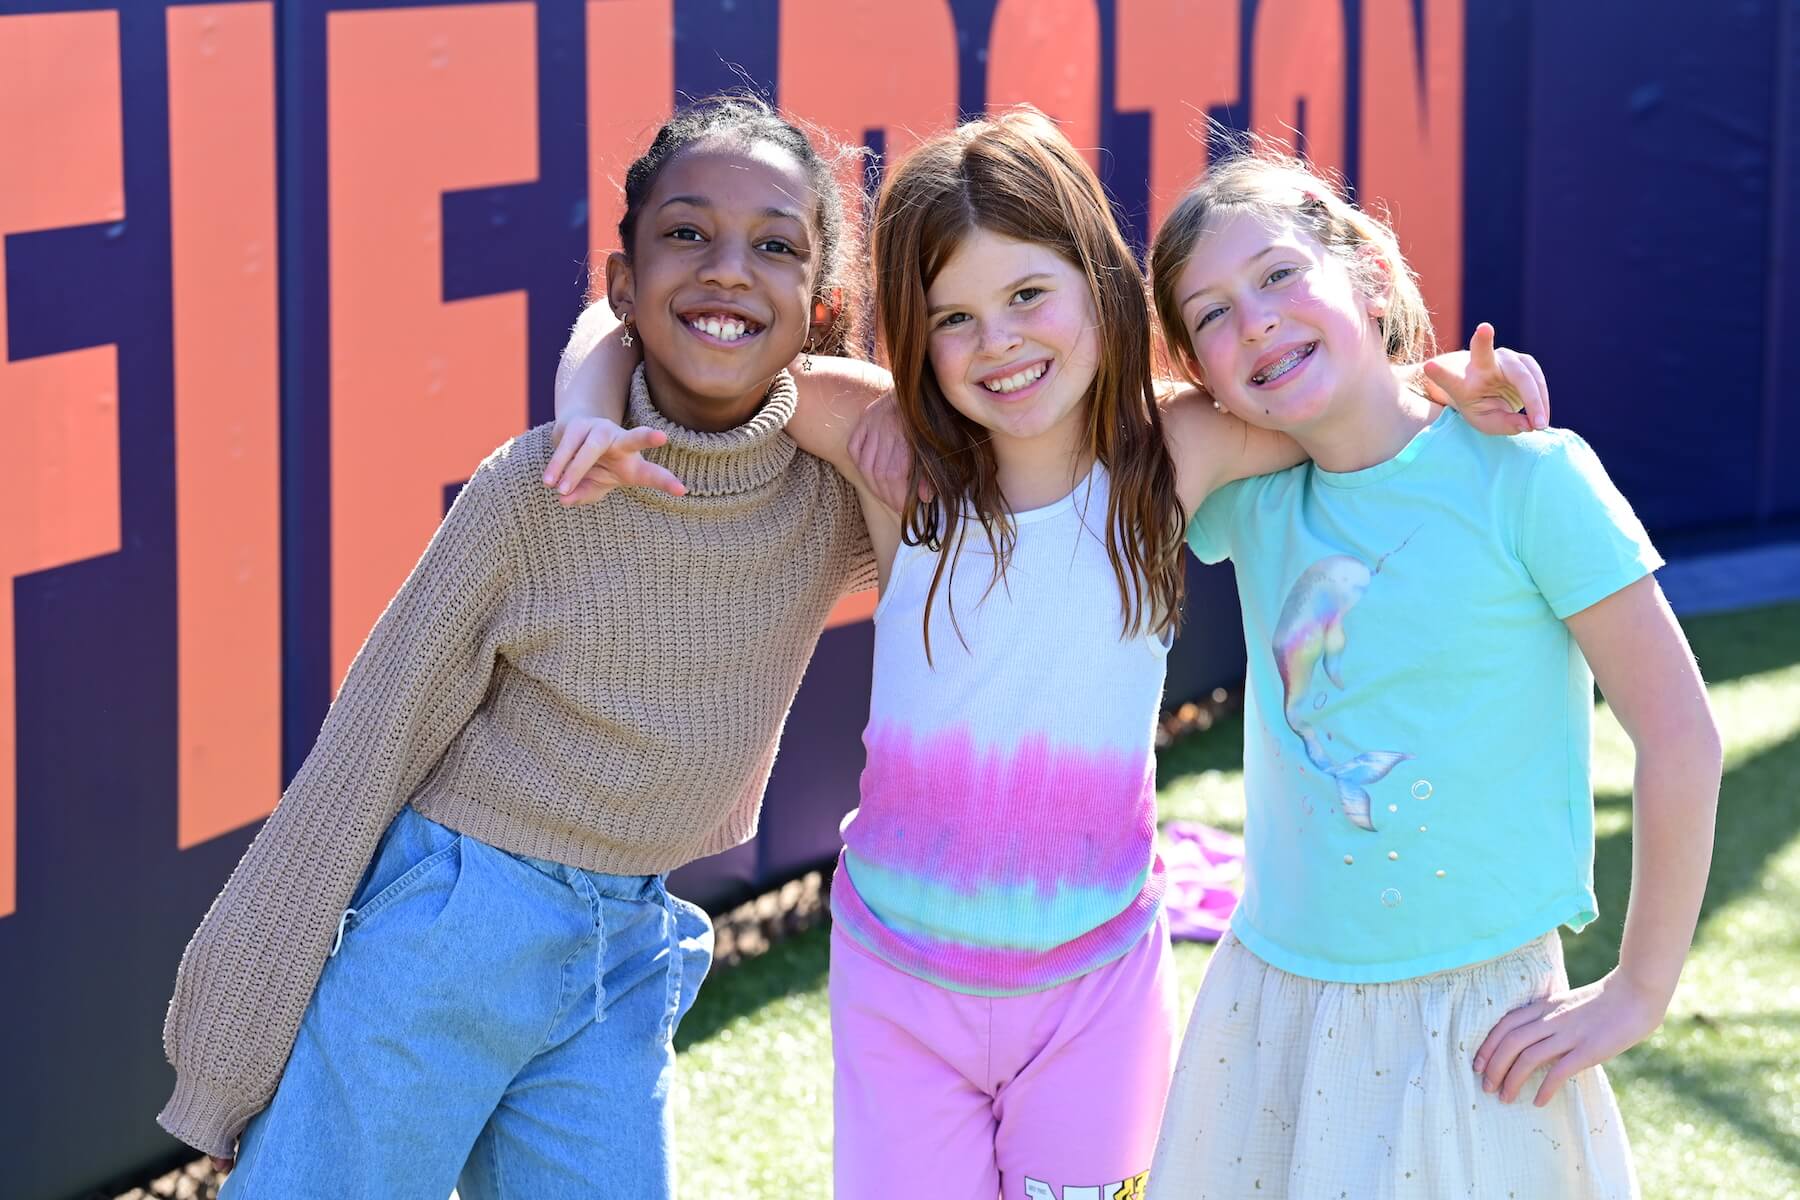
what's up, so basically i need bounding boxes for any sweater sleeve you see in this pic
[157,454,525,1158]
[830,468,880,596]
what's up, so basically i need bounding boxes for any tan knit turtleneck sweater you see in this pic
[159,369,873,1157]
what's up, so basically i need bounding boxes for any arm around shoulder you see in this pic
[546,304,687,503]
[786,355,894,475]
[556,300,635,414]
[1159,384,1306,518]
[788,357,908,587]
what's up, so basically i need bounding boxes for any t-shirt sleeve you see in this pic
[1516,433,1664,619]
[1187,476,1252,565]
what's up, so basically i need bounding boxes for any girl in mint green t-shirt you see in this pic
[1142,147,1720,1199]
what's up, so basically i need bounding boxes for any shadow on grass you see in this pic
[1570,723,1800,987]
[676,923,831,1051]
[1611,1021,1800,1173]
[1680,600,1800,685]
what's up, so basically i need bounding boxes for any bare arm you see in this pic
[553,299,893,466]
[780,358,906,590]
[545,303,683,503]
[1159,384,1306,519]
[1476,575,1721,1104]
[783,357,894,475]
[549,302,902,584]
[547,301,902,503]
[555,299,636,413]
[790,359,905,592]
[1584,579,1721,1003]
[1158,322,1552,519]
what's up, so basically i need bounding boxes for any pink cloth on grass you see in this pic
[1161,821,1243,942]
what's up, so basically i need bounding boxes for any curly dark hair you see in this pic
[617,92,868,355]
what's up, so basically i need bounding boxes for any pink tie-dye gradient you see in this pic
[833,723,1164,994]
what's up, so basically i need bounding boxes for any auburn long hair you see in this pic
[873,108,1185,659]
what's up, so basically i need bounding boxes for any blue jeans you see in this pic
[222,806,713,1199]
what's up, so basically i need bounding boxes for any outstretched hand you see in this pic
[1473,969,1666,1107]
[542,416,687,506]
[1421,322,1549,435]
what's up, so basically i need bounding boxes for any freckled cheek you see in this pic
[1032,296,1095,349]
[926,338,969,393]
[1066,332,1103,391]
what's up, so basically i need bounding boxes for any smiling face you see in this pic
[922,227,1101,460]
[607,137,821,430]
[1172,209,1392,434]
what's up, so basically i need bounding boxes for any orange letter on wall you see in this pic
[1116,0,1239,230]
[168,3,284,848]
[1360,0,1463,349]
[1251,0,1346,178]
[0,12,124,917]
[779,0,958,631]
[328,5,537,684]
[987,0,1101,168]
[586,0,673,278]
[778,0,959,205]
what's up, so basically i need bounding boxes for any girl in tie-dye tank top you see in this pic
[548,105,1544,1200]
[817,110,1541,1200]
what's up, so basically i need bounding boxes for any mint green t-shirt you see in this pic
[1190,409,1662,983]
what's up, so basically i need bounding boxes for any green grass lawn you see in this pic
[671,601,1800,1199]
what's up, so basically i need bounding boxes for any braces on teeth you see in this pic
[1254,343,1313,384]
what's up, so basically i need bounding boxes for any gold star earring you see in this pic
[619,315,634,348]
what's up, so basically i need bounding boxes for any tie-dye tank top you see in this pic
[831,464,1169,996]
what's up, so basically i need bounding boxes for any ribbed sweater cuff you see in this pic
[158,1074,263,1160]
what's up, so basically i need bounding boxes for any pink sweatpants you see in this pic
[830,916,1180,1200]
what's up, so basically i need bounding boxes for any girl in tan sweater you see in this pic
[159,94,878,1199]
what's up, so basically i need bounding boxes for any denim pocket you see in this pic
[343,808,463,939]
[668,893,715,1029]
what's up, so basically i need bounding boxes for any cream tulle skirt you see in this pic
[1148,931,1638,1199]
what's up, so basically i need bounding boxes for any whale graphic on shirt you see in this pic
[1270,532,1419,831]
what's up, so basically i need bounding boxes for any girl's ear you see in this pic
[603,251,635,318]
[1355,244,1396,318]
[1191,367,1224,413]
[807,286,843,351]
